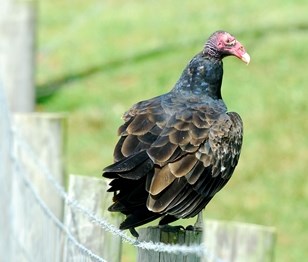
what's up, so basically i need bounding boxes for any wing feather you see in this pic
[148,166,176,195]
[169,130,192,145]
[186,161,206,184]
[121,135,141,157]
[127,114,156,135]
[147,178,187,213]
[168,155,198,178]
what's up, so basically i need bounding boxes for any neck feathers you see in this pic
[173,53,223,100]
[203,38,221,60]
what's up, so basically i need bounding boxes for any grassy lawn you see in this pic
[36,1,308,261]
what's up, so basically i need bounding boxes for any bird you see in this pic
[103,30,250,237]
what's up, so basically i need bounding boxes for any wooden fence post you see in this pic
[138,226,203,262]
[11,113,66,260]
[203,220,276,262]
[64,174,122,262]
[0,83,13,261]
[0,0,36,112]
[12,113,67,219]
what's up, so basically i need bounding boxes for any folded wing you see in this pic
[103,94,243,231]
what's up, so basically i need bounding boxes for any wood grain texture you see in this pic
[11,113,66,261]
[64,175,122,262]
[138,226,202,262]
[203,220,276,262]
[0,0,36,112]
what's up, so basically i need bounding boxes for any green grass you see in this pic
[36,1,308,261]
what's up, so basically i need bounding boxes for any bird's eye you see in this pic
[226,39,236,46]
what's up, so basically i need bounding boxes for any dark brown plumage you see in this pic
[103,30,250,237]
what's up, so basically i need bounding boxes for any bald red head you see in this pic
[204,31,250,64]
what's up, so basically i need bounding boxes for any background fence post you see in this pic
[13,113,67,219]
[138,226,203,262]
[11,113,66,261]
[64,174,122,262]
[0,83,13,262]
[203,220,276,262]
[0,0,36,112]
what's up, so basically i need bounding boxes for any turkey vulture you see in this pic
[103,30,250,237]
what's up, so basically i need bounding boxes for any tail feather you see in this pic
[117,158,153,180]
[119,210,161,231]
[103,150,165,235]
[103,151,148,175]
[108,201,128,213]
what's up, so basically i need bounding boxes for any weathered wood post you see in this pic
[12,113,67,219]
[0,0,36,112]
[137,226,203,262]
[203,220,276,262]
[11,113,66,260]
[0,83,13,261]
[64,174,122,262]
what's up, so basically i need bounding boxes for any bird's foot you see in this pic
[158,224,185,233]
[189,212,204,232]
[186,224,203,232]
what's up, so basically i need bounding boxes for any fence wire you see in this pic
[0,82,224,262]
[0,82,107,262]
[11,149,107,262]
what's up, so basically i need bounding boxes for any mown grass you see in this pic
[36,1,308,261]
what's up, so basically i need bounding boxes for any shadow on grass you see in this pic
[36,41,189,103]
[36,23,308,103]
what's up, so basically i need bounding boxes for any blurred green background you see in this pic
[36,0,308,261]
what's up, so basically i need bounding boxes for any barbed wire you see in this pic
[0,82,107,262]
[11,146,107,262]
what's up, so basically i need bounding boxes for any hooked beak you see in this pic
[241,52,251,65]
[228,40,251,65]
